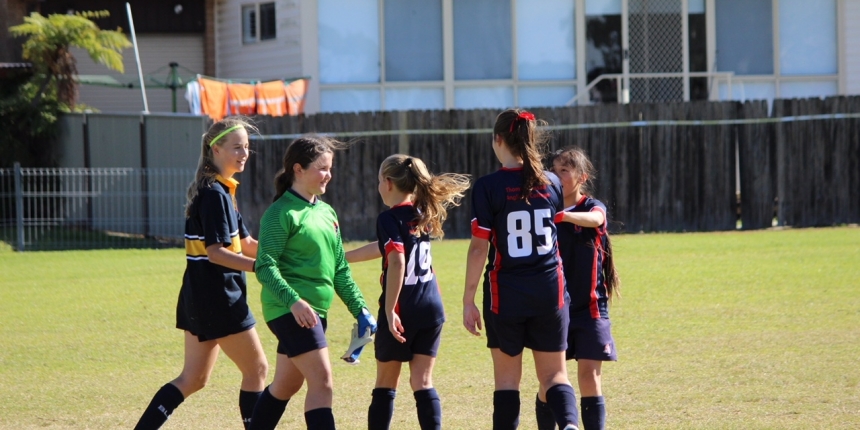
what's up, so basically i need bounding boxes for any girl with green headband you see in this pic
[135,117,269,430]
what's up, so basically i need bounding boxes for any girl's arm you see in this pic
[557,210,605,228]
[207,244,256,272]
[384,250,407,342]
[240,236,258,259]
[332,231,370,318]
[463,236,489,337]
[345,241,382,263]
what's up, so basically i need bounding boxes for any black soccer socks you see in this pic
[493,390,521,430]
[580,396,605,430]
[546,384,579,429]
[133,383,185,430]
[239,390,262,430]
[304,407,336,430]
[414,388,442,430]
[368,388,396,430]
[248,386,289,430]
[535,393,557,430]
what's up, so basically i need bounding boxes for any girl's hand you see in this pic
[463,303,483,337]
[388,312,406,343]
[291,300,318,328]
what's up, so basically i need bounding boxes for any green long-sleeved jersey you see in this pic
[255,190,367,322]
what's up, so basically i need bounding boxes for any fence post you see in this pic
[14,162,24,252]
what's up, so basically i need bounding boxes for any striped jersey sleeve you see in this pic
[254,205,301,309]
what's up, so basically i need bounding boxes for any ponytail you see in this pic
[602,234,621,302]
[493,109,550,202]
[381,154,471,239]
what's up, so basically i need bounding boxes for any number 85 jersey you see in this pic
[471,168,568,317]
[376,202,445,329]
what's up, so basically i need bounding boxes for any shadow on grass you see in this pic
[0,225,182,251]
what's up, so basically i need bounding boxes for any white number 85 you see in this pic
[506,209,553,258]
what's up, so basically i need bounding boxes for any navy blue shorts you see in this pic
[266,313,328,358]
[485,305,569,357]
[566,313,617,361]
[375,321,443,362]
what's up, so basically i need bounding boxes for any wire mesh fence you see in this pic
[0,165,194,251]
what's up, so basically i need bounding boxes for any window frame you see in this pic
[241,2,277,45]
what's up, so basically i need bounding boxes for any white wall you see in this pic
[843,0,860,95]
[72,34,205,113]
[215,0,303,81]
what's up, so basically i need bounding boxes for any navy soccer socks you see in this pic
[304,407,336,429]
[134,383,185,430]
[492,390,520,430]
[535,393,557,430]
[248,386,289,430]
[239,390,262,430]
[414,388,442,430]
[368,388,396,430]
[580,396,606,430]
[546,384,579,429]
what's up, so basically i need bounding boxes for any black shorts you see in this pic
[566,313,617,361]
[485,305,569,357]
[185,324,255,342]
[266,313,328,358]
[375,321,443,363]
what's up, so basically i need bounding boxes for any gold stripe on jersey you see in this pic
[185,233,243,259]
[185,238,208,258]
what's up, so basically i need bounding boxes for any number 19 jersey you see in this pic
[471,168,568,317]
[376,203,445,329]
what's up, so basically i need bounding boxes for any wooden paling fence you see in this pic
[235,97,859,240]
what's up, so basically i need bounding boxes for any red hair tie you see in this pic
[510,111,536,132]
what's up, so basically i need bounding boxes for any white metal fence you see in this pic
[0,163,194,251]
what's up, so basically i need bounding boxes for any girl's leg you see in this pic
[289,347,336,430]
[577,360,605,430]
[491,348,523,430]
[218,327,269,429]
[409,355,441,430]
[250,353,306,430]
[134,331,220,430]
[534,350,578,429]
[369,360,402,430]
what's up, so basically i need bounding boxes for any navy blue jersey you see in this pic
[470,168,567,317]
[557,195,609,319]
[177,176,255,338]
[376,203,445,329]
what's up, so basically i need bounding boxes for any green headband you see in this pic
[209,125,244,147]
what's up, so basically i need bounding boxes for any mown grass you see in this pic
[0,227,858,429]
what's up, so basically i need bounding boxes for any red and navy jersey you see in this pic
[557,195,609,319]
[376,203,445,329]
[470,168,568,317]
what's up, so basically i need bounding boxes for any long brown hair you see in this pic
[185,117,256,217]
[273,135,347,202]
[380,154,471,239]
[493,108,550,202]
[551,146,621,301]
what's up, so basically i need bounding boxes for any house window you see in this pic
[715,0,773,75]
[242,2,276,44]
[318,0,580,113]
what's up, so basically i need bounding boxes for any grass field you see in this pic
[1,227,859,429]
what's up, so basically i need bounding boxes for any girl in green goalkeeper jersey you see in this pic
[134,118,268,430]
[249,135,377,430]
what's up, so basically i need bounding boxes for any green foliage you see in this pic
[0,228,859,428]
[0,76,60,167]
[9,11,130,107]
[2,11,128,167]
